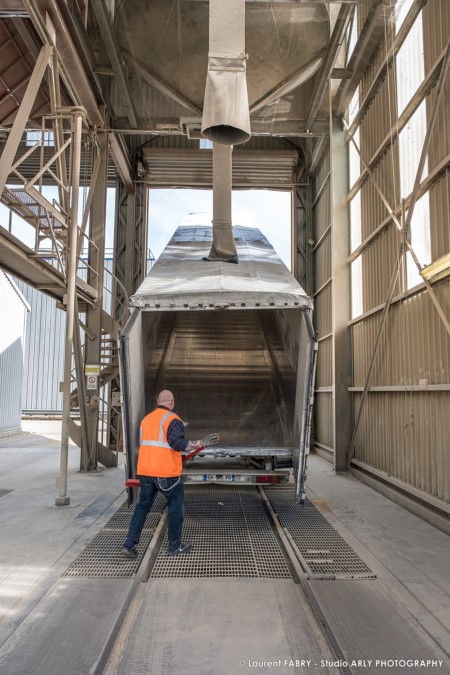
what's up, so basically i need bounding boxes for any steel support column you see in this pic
[330,113,352,472]
[56,107,86,506]
[114,179,148,302]
[112,178,147,456]
[293,181,313,296]
[83,123,109,471]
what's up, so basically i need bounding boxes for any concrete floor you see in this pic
[0,421,449,675]
[0,421,126,645]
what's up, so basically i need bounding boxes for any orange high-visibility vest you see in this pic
[137,407,183,477]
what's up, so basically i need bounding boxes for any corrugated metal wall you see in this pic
[312,0,450,506]
[16,280,66,413]
[0,271,29,434]
[15,259,116,413]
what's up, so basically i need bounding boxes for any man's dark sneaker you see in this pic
[122,545,138,558]
[168,542,192,556]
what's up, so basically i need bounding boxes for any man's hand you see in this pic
[201,433,220,447]
[185,434,220,453]
[185,440,203,452]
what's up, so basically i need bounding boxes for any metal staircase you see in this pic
[0,102,126,472]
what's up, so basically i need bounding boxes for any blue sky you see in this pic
[148,188,292,268]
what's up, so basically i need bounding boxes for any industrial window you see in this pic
[351,258,363,319]
[350,190,362,319]
[396,9,430,289]
[348,77,362,317]
[348,126,360,188]
[347,6,359,66]
[396,8,425,114]
[395,0,415,33]
[199,139,213,149]
[25,130,55,147]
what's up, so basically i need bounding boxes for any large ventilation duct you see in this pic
[204,143,238,264]
[202,0,249,264]
[201,0,251,146]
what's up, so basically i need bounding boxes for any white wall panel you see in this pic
[0,271,29,433]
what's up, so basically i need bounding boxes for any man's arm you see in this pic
[166,418,188,452]
[167,419,220,453]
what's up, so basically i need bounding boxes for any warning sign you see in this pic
[85,365,100,390]
[86,374,98,391]
[85,364,100,376]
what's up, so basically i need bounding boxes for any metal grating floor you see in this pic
[265,488,376,579]
[144,485,293,579]
[185,484,264,502]
[63,494,165,578]
[62,485,374,580]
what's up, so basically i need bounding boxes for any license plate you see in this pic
[202,474,243,482]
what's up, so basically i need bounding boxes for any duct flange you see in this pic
[202,54,251,146]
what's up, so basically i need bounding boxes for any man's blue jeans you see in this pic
[124,476,184,553]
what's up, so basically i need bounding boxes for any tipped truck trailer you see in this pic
[120,226,317,503]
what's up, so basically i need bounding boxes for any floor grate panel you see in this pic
[185,484,264,502]
[144,486,293,579]
[63,494,165,578]
[265,488,376,579]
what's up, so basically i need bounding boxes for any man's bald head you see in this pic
[157,390,175,408]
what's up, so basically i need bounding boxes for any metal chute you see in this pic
[202,0,251,263]
[201,0,251,146]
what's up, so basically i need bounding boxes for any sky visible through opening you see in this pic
[148,189,292,269]
[0,187,292,270]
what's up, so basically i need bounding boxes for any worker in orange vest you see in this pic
[123,389,220,557]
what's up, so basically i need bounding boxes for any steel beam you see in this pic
[250,53,325,114]
[48,51,69,215]
[329,113,352,472]
[122,51,202,117]
[90,0,138,128]
[111,180,148,459]
[309,136,329,175]
[23,0,104,126]
[108,132,134,194]
[114,180,148,301]
[334,0,395,116]
[0,44,52,196]
[294,181,313,296]
[305,3,353,130]
[108,118,329,138]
